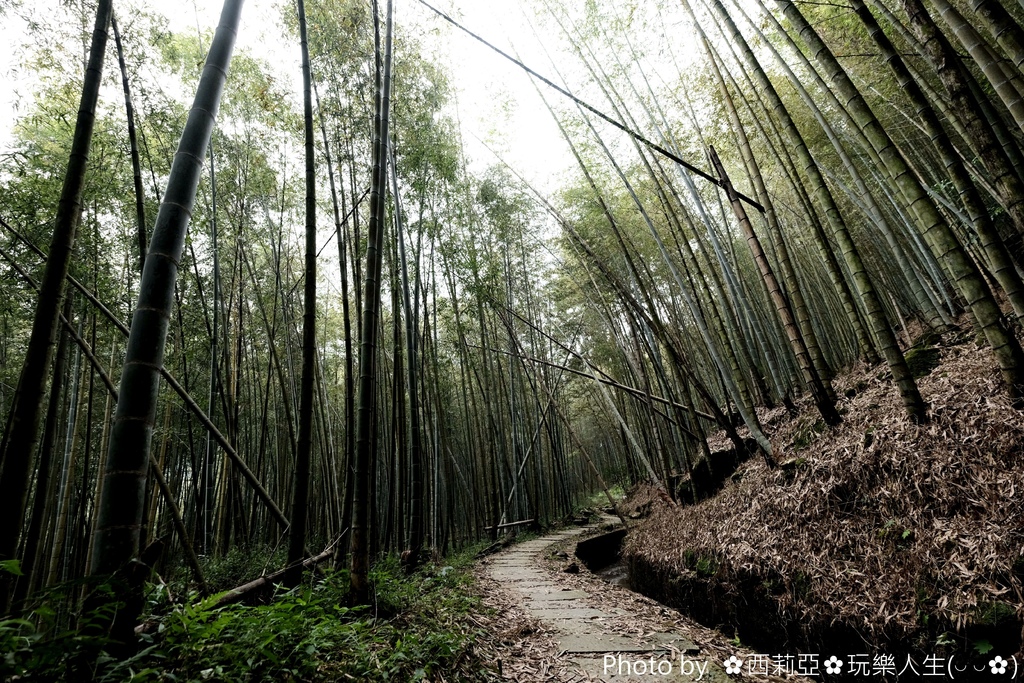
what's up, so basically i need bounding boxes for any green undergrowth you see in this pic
[0,548,497,682]
[582,484,624,509]
[197,543,289,594]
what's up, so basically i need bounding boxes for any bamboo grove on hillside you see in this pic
[1,0,1023,646]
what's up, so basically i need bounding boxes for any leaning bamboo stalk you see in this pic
[532,49,773,454]
[867,0,1024,321]
[0,247,210,593]
[724,0,950,333]
[504,328,629,526]
[468,337,710,427]
[777,0,1024,403]
[0,0,113,613]
[0,224,292,533]
[209,547,333,609]
[111,13,148,271]
[541,3,774,409]
[970,0,1024,72]
[928,0,1024,133]
[480,143,749,454]
[90,2,245,648]
[705,0,928,421]
[708,145,840,426]
[701,0,876,365]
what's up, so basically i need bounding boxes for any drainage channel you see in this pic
[576,527,632,591]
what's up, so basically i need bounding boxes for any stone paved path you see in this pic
[485,518,731,682]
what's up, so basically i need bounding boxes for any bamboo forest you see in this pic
[1,0,1023,679]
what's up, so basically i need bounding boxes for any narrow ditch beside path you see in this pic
[477,516,809,683]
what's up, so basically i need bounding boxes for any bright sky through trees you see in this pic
[0,0,579,194]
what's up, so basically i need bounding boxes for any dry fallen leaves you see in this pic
[624,331,1024,651]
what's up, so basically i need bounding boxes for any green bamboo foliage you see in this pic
[546,7,777,412]
[525,75,748,458]
[583,112,775,457]
[89,0,244,628]
[529,42,773,455]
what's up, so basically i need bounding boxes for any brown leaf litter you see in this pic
[624,333,1024,651]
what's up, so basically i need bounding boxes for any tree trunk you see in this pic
[89,0,244,646]
[351,0,393,605]
[0,0,113,612]
[285,0,317,589]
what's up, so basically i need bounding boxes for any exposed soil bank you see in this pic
[619,335,1024,669]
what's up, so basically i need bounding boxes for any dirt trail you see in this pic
[476,517,809,682]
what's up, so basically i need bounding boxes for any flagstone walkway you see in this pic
[476,516,815,682]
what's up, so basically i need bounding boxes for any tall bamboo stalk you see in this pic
[0,0,112,615]
[89,0,244,644]
[351,0,393,605]
[285,0,317,588]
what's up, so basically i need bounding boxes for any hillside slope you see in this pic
[623,332,1024,660]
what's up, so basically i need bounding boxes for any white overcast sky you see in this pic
[1,0,721,219]
[0,0,582,197]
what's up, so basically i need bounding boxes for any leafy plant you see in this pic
[695,555,719,578]
[0,559,24,576]
[1,551,496,682]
